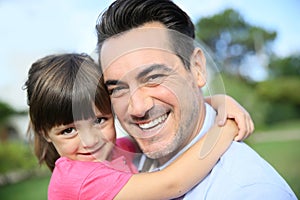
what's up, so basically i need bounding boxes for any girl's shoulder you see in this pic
[55,157,102,172]
[116,136,140,153]
[49,157,133,200]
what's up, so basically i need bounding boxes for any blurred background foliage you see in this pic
[0,101,26,126]
[0,102,27,141]
[0,142,37,174]
[0,7,299,200]
[196,8,300,128]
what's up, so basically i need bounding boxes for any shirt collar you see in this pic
[157,103,216,170]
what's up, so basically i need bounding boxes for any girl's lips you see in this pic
[90,144,106,155]
[80,144,104,156]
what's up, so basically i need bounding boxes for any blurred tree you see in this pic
[0,101,16,124]
[195,9,277,81]
[256,77,300,105]
[0,101,27,141]
[221,74,270,128]
[269,55,300,77]
[256,55,300,123]
[196,8,300,125]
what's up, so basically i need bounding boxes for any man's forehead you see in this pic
[100,25,173,70]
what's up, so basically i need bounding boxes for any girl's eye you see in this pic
[94,117,106,125]
[61,127,77,135]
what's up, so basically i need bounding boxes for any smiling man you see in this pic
[101,23,205,163]
[95,0,297,199]
[100,23,206,164]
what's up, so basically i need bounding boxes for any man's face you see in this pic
[101,22,207,162]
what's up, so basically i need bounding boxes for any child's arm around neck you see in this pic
[114,120,238,200]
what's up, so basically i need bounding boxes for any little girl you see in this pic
[24,53,253,200]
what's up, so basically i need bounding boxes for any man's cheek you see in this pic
[112,99,127,115]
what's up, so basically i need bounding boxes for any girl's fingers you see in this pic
[235,112,255,141]
[215,106,227,126]
[233,114,247,141]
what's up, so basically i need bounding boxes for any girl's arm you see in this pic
[114,120,238,200]
[205,94,255,141]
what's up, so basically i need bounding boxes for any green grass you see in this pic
[0,175,50,200]
[250,139,300,198]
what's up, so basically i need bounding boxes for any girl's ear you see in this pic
[42,132,52,143]
[190,48,207,87]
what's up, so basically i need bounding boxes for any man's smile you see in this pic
[138,113,169,130]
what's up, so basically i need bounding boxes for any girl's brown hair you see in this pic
[24,53,111,171]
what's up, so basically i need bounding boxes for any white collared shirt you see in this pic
[156,103,216,171]
[137,103,297,199]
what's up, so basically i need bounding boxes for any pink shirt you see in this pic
[48,138,139,200]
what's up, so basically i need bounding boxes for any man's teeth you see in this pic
[139,114,168,129]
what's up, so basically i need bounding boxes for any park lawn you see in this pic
[0,174,50,200]
[0,139,299,199]
[249,139,300,198]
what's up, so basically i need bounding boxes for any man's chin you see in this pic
[142,145,176,161]
[143,151,162,160]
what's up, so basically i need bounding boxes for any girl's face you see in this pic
[46,106,116,162]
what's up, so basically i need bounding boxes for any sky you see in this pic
[0,0,299,111]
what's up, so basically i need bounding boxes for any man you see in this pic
[95,0,297,199]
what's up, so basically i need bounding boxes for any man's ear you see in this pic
[190,48,206,87]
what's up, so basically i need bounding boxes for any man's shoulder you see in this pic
[220,141,260,165]
[219,141,282,183]
[213,142,296,198]
[184,142,297,199]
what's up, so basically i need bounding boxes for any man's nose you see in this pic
[128,87,154,117]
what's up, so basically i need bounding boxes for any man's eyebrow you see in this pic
[105,64,172,86]
[137,64,172,79]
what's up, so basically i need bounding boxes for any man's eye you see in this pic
[61,127,76,135]
[145,74,166,86]
[109,86,129,97]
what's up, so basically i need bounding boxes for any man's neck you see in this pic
[157,102,210,167]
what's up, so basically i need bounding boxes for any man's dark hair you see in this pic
[96,0,196,69]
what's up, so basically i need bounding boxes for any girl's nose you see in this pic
[79,128,100,148]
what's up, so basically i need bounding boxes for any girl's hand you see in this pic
[205,94,255,141]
